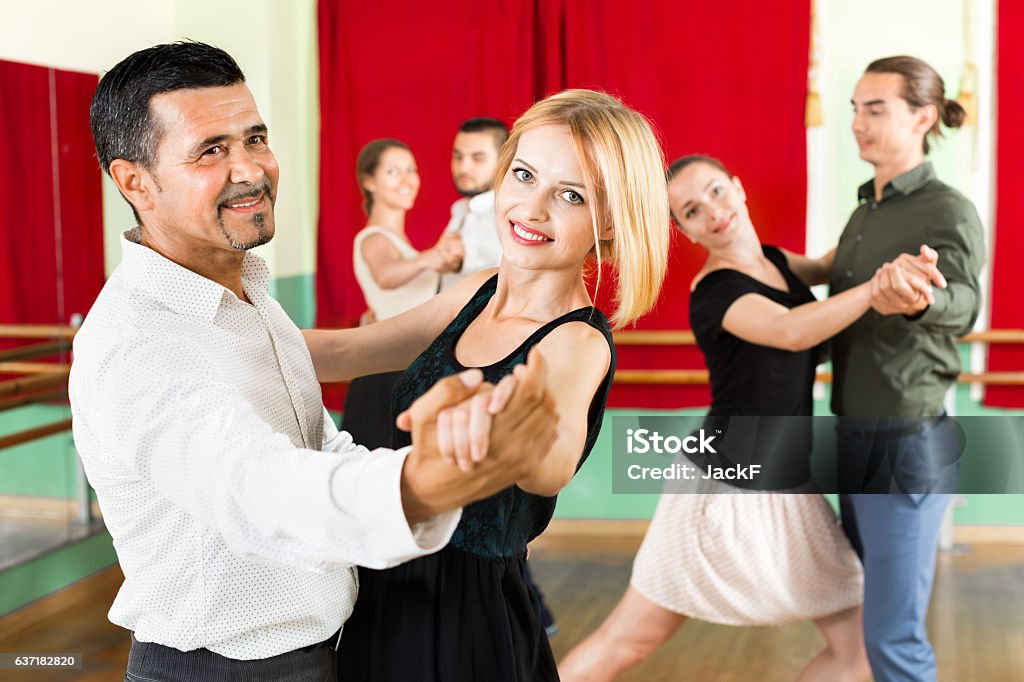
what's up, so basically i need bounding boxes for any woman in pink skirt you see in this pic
[560,155,943,682]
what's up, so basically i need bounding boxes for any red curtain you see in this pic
[986,0,1024,407]
[0,60,104,343]
[317,0,811,408]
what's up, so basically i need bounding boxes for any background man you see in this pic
[439,116,508,290]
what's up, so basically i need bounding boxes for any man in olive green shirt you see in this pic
[831,57,984,682]
[831,161,984,418]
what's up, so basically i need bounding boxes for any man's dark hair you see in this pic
[90,41,246,176]
[458,116,509,149]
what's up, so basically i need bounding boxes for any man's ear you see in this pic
[913,103,938,137]
[109,159,155,214]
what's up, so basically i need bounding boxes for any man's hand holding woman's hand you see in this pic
[398,347,558,523]
[869,244,947,316]
[425,232,465,274]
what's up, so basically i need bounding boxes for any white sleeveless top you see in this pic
[353,226,439,321]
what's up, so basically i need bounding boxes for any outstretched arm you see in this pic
[302,269,496,382]
[724,248,944,351]
[513,324,612,496]
[361,231,463,290]
[722,284,872,352]
[780,247,836,287]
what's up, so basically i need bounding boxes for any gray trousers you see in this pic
[125,633,337,682]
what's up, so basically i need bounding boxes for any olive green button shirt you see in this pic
[829,162,985,417]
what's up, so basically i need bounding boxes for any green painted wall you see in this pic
[0,405,77,499]
[270,273,317,330]
[0,531,117,616]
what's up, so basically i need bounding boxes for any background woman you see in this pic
[341,138,464,448]
[559,155,942,682]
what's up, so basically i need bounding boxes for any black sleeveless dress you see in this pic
[337,274,616,682]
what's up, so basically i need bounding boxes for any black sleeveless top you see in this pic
[686,245,817,490]
[690,245,817,416]
[337,274,616,682]
[391,273,616,556]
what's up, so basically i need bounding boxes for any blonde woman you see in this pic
[342,138,463,448]
[305,89,670,682]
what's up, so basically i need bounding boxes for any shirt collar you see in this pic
[119,227,272,321]
[468,189,495,213]
[857,161,935,202]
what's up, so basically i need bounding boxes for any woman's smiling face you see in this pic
[495,124,608,272]
[668,161,751,251]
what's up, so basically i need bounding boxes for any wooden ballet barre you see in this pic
[0,372,69,398]
[0,418,73,451]
[0,362,72,375]
[0,340,68,363]
[961,329,1024,344]
[612,329,1024,346]
[613,370,1024,386]
[954,372,1024,385]
[0,388,68,412]
[0,324,78,340]
[3,326,1021,345]
[613,370,709,384]
[612,330,695,345]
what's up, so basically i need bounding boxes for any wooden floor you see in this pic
[532,534,1024,681]
[1,537,1022,681]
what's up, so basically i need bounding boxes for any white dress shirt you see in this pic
[439,190,502,291]
[69,229,459,659]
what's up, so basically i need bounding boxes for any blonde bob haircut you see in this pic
[493,89,670,329]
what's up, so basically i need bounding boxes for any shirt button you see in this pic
[870,201,878,209]
[855,234,863,242]
[845,270,854,278]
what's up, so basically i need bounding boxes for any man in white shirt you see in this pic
[438,117,508,291]
[71,41,555,682]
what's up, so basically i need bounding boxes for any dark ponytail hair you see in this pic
[355,138,411,215]
[865,56,965,154]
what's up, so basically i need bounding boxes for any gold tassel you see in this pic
[806,87,824,128]
[956,62,977,127]
[805,0,823,128]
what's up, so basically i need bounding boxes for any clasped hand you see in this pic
[397,347,558,522]
[869,244,947,316]
[426,232,465,274]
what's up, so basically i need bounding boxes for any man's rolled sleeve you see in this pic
[914,210,984,335]
[331,444,460,569]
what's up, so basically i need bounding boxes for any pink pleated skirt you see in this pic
[631,482,864,626]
